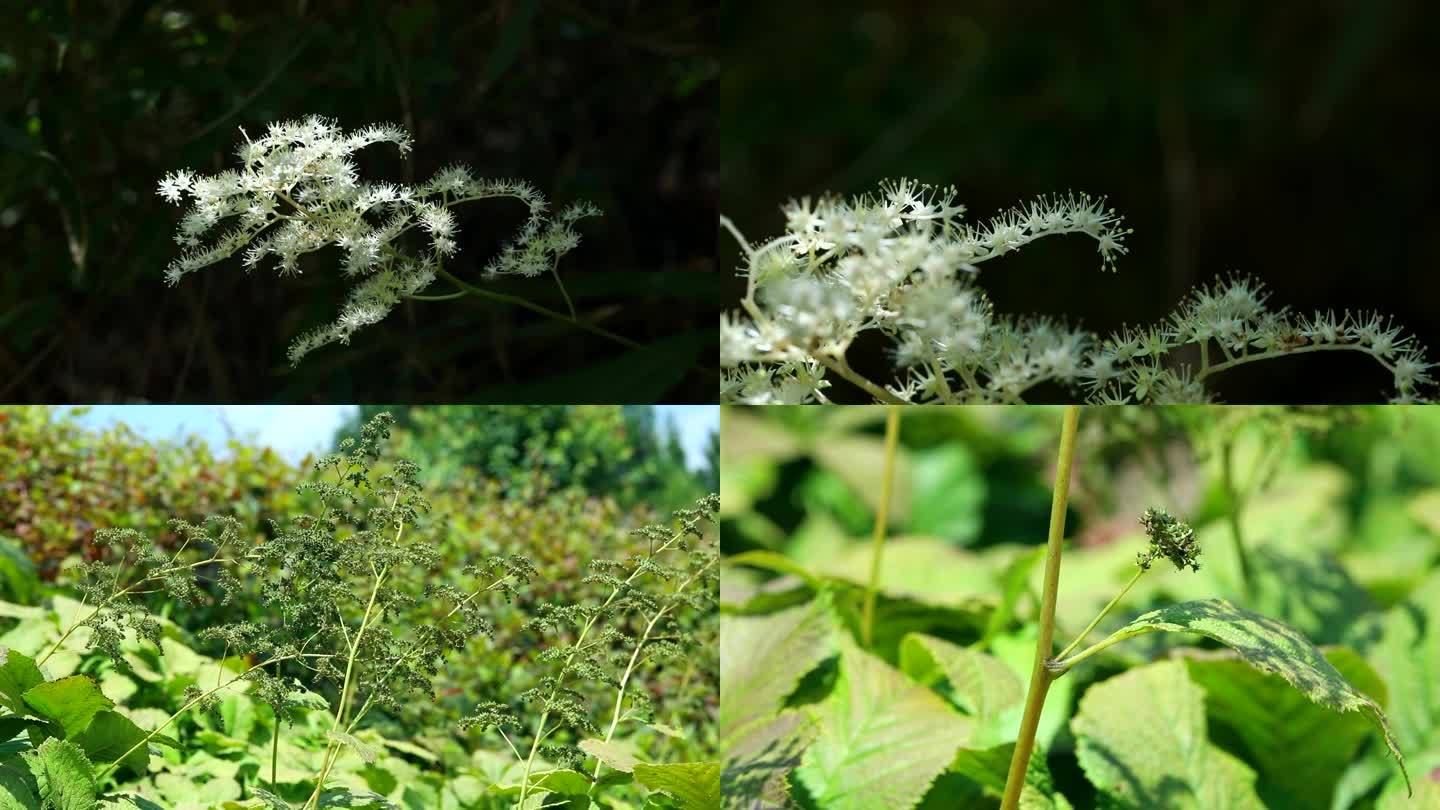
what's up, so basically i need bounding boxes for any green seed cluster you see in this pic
[1137,507,1201,572]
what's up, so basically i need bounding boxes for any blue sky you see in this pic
[70,405,717,469]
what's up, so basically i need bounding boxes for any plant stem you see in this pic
[589,556,715,791]
[1196,342,1397,381]
[861,407,902,648]
[815,353,906,404]
[517,525,691,806]
[1219,438,1253,594]
[303,564,389,810]
[436,268,643,350]
[550,260,576,320]
[1053,566,1146,664]
[1000,405,1081,810]
[95,654,300,783]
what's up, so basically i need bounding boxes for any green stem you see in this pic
[861,407,902,648]
[815,353,906,405]
[550,260,576,320]
[1053,567,1146,664]
[517,526,691,805]
[1196,342,1396,381]
[96,654,300,783]
[1000,405,1081,810]
[1219,438,1253,594]
[406,290,467,301]
[437,268,642,351]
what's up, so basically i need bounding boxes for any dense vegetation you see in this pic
[720,405,1440,809]
[0,407,719,808]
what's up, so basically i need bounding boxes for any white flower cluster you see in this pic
[157,116,599,364]
[721,179,1433,404]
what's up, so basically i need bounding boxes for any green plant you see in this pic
[461,492,720,808]
[0,406,301,582]
[0,412,720,809]
[720,405,1425,810]
[155,116,635,366]
[719,181,1436,404]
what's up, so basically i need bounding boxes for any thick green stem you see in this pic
[1219,439,1253,594]
[861,407,902,647]
[1000,405,1080,810]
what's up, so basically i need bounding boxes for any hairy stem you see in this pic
[1000,405,1080,810]
[861,407,902,647]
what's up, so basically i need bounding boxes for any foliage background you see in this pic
[720,405,1440,808]
[0,404,719,804]
[0,1,716,403]
[721,1,1440,403]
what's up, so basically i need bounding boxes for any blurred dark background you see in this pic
[721,0,1440,403]
[1,0,716,403]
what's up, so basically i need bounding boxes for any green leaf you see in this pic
[899,634,1021,746]
[1079,598,1409,793]
[1184,647,1387,808]
[722,710,815,810]
[72,711,148,778]
[21,738,96,810]
[325,730,378,764]
[0,762,40,810]
[1071,660,1265,809]
[795,640,971,810]
[633,761,719,810]
[947,742,1073,809]
[579,738,642,773]
[22,676,113,740]
[0,649,44,716]
[719,592,834,741]
[906,445,986,545]
[533,769,591,796]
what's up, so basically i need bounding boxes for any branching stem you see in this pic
[1000,405,1080,810]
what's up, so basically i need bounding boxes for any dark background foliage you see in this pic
[0,1,716,403]
[721,0,1440,403]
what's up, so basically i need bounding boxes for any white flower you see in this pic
[157,170,193,203]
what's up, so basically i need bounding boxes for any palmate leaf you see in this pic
[1072,660,1265,809]
[1075,598,1409,794]
[794,639,971,810]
